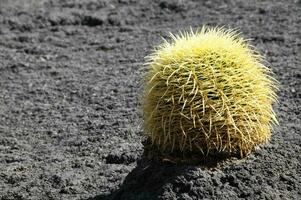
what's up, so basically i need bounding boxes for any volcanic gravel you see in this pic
[0,0,300,199]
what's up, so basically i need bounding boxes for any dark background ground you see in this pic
[0,0,300,199]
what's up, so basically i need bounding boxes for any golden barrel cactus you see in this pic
[142,27,278,158]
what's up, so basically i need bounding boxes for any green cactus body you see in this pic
[142,27,278,158]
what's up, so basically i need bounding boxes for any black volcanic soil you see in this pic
[0,0,300,200]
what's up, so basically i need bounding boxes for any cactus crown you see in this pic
[142,27,278,158]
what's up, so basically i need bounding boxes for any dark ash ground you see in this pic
[0,0,300,199]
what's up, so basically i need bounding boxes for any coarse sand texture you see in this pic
[142,27,278,158]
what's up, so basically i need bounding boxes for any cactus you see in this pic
[142,27,278,159]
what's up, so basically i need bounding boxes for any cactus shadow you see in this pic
[87,150,239,200]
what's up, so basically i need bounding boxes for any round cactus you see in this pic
[142,27,278,158]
